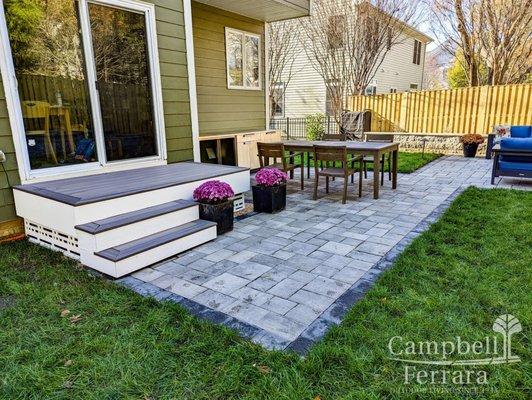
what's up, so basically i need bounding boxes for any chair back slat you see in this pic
[257,142,285,168]
[313,145,347,163]
[365,133,394,142]
[21,101,51,119]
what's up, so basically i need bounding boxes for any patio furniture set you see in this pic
[257,138,399,204]
[489,125,532,184]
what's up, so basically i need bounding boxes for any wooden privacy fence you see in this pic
[349,84,532,135]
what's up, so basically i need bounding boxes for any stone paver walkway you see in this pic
[117,156,531,353]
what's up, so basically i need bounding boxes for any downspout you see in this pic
[265,21,271,130]
[183,0,201,162]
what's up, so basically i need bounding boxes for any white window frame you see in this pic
[0,0,166,183]
[225,27,262,91]
[365,85,377,96]
[271,82,285,118]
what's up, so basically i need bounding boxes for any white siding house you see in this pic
[273,14,432,118]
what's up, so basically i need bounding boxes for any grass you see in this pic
[0,188,530,399]
[293,151,442,174]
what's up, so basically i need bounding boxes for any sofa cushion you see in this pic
[500,138,532,163]
[510,126,532,138]
[499,161,532,172]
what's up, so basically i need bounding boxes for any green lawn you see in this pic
[0,188,530,399]
[293,151,442,174]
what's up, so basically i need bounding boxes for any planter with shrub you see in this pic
[252,168,287,214]
[193,180,234,235]
[460,134,485,158]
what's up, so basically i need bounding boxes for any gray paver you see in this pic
[203,273,250,295]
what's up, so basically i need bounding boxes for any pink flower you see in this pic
[255,168,288,187]
[193,180,234,204]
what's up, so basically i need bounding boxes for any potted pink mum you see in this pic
[193,180,234,234]
[253,168,288,213]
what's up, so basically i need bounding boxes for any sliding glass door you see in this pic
[2,0,162,175]
[89,3,157,162]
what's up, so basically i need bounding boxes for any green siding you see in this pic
[0,0,193,226]
[153,0,194,163]
[0,81,21,224]
[192,1,266,135]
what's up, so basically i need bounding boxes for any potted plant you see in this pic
[253,168,288,213]
[460,134,485,158]
[193,180,234,235]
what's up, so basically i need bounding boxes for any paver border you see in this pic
[115,186,467,355]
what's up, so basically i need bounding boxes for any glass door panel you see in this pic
[4,0,98,170]
[88,3,157,162]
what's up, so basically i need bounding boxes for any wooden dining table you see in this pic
[281,140,400,199]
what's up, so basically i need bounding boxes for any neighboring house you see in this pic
[0,0,309,275]
[424,43,454,90]
[271,8,432,119]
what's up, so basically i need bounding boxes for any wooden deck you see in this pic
[15,162,249,206]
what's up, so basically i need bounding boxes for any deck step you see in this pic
[75,200,196,234]
[95,220,217,262]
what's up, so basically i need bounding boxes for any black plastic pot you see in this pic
[252,184,286,213]
[198,200,234,235]
[462,143,479,158]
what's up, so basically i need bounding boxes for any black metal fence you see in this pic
[269,117,341,140]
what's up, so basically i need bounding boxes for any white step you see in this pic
[83,220,217,278]
[76,200,198,253]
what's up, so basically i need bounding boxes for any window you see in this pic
[409,83,419,91]
[365,85,377,96]
[390,88,397,94]
[1,0,165,176]
[413,40,422,65]
[325,80,341,116]
[270,83,285,118]
[225,28,261,90]
[327,15,346,49]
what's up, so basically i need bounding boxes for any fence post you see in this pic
[327,116,331,135]
[286,117,290,139]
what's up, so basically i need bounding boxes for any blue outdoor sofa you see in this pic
[491,126,532,184]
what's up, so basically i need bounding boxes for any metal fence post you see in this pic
[286,117,290,139]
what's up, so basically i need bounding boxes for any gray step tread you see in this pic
[76,200,197,234]
[95,219,217,262]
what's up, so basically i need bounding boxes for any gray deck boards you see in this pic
[14,162,248,206]
[95,220,216,262]
[75,200,197,234]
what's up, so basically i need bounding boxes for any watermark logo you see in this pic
[388,314,523,388]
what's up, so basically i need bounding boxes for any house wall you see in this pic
[192,1,266,134]
[281,31,428,118]
[0,0,193,236]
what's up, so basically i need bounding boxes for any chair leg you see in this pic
[388,156,392,181]
[359,166,363,197]
[364,162,368,179]
[313,174,319,200]
[381,155,385,186]
[326,176,329,194]
[351,160,355,183]
[300,164,304,190]
[307,153,311,179]
[342,177,348,204]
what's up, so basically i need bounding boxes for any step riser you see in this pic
[83,225,217,278]
[77,206,199,253]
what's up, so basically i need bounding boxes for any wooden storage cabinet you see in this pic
[200,130,281,170]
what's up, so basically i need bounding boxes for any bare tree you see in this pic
[267,20,300,119]
[477,0,532,85]
[429,0,531,87]
[429,0,484,86]
[299,0,421,128]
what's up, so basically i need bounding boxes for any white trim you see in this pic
[183,0,201,162]
[0,0,167,184]
[0,1,31,182]
[225,27,262,91]
[264,21,270,129]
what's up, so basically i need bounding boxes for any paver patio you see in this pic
[117,156,531,352]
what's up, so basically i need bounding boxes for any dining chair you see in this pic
[21,101,58,165]
[312,145,363,204]
[363,133,394,185]
[257,142,304,190]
